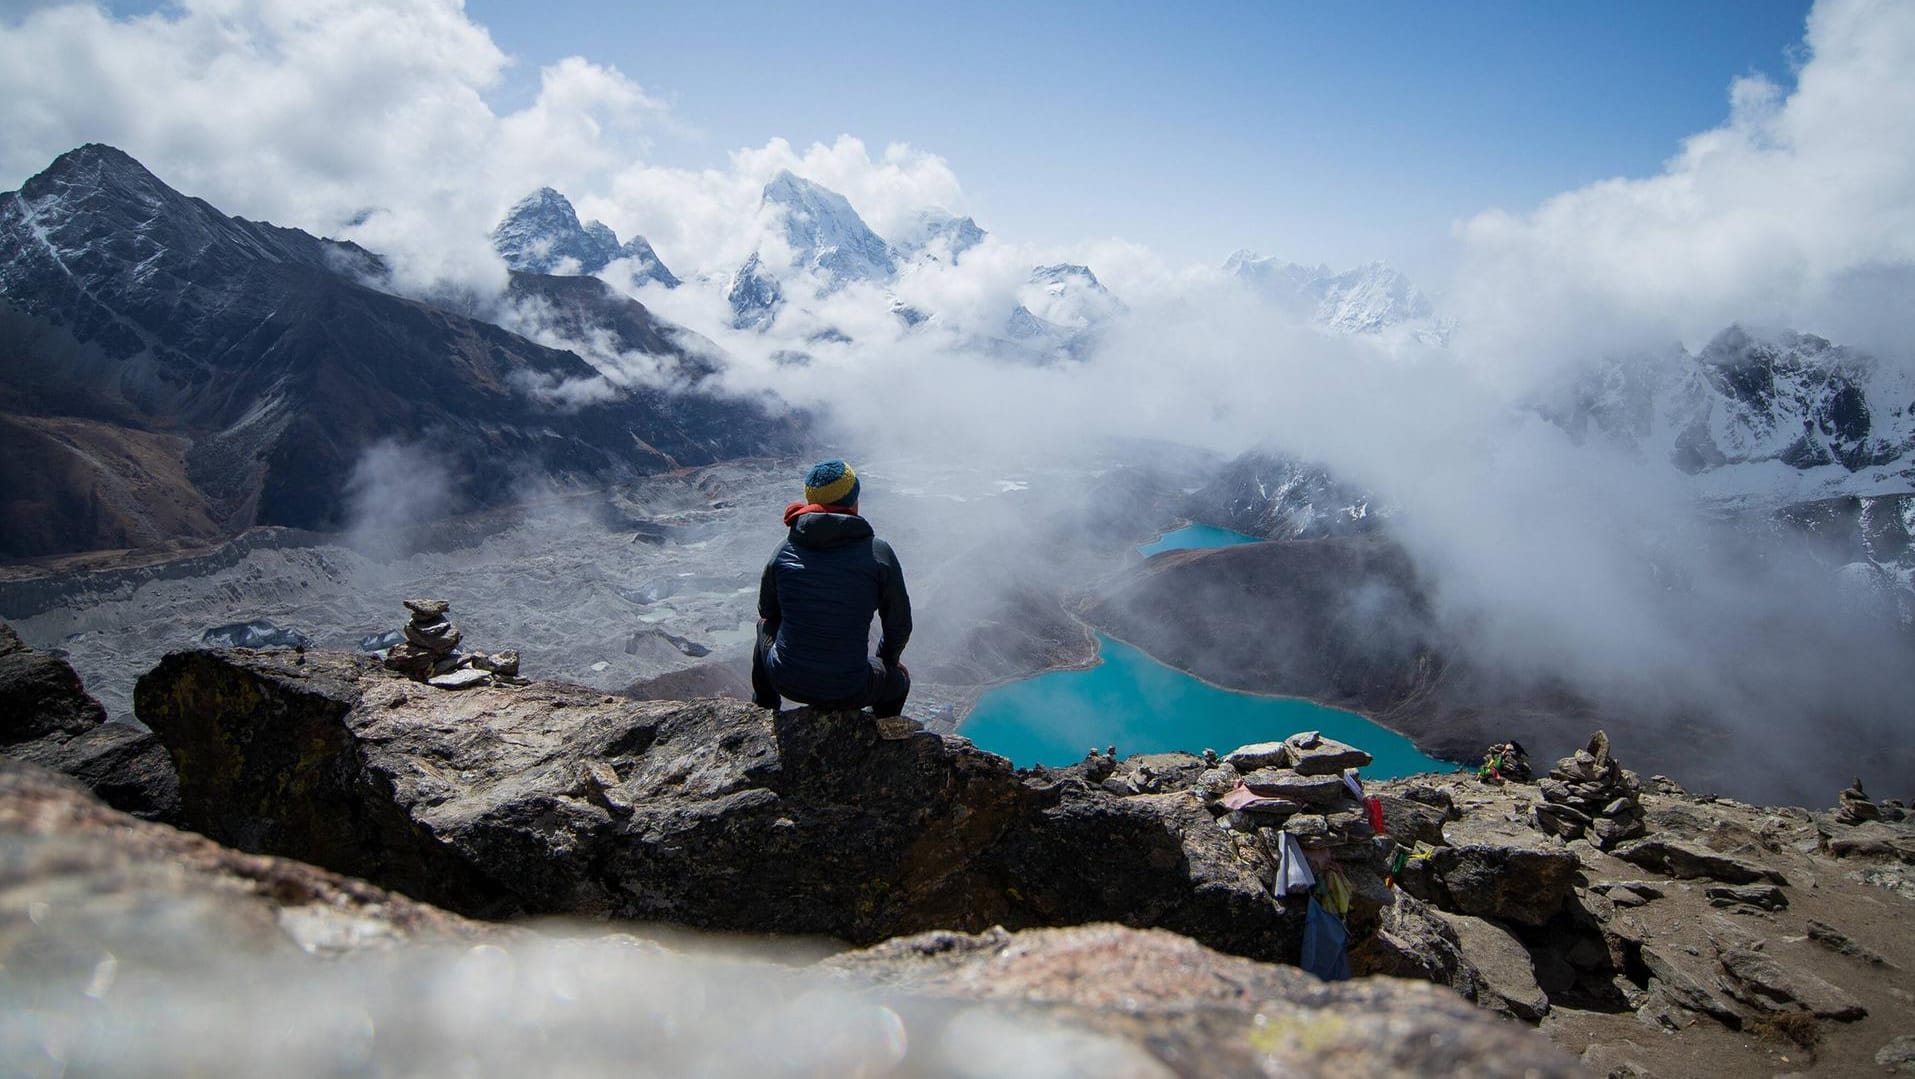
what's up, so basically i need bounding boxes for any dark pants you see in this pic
[752,625,910,717]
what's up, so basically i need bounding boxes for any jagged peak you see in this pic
[1031,263,1106,291]
[17,143,176,205]
[731,251,768,280]
[497,187,584,230]
[756,171,894,286]
[762,168,825,203]
[511,186,574,210]
[38,142,152,180]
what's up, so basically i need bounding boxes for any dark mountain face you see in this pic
[0,145,800,559]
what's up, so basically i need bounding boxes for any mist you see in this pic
[343,440,457,561]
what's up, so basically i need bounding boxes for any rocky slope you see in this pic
[0,756,1572,1078]
[0,145,797,558]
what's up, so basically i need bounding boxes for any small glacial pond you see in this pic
[962,635,1447,776]
[1137,523,1261,557]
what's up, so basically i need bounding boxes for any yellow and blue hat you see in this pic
[803,459,861,507]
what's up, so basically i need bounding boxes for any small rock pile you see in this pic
[380,599,523,690]
[1835,778,1907,824]
[1193,732,1385,890]
[1081,745,1119,784]
[1532,730,1645,849]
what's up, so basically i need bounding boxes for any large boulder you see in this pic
[1424,820,1578,927]
[136,648,1292,956]
[1433,911,1551,1022]
[1349,888,1487,999]
[0,620,179,821]
[1611,838,1788,886]
[1717,946,1868,1021]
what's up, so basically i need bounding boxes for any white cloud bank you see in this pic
[1452,0,1915,373]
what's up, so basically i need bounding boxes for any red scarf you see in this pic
[784,502,856,526]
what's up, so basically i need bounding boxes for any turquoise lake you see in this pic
[1137,523,1262,557]
[962,635,1447,777]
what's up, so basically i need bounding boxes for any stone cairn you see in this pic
[1532,730,1645,849]
[1835,778,1908,824]
[1196,731,1382,879]
[381,598,523,690]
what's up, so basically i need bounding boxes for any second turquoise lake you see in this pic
[1137,523,1261,557]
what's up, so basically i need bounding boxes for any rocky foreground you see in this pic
[5,632,1915,1075]
[0,759,1564,1078]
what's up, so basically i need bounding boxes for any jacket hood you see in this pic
[788,511,874,549]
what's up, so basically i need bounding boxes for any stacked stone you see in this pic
[1533,730,1645,850]
[1204,731,1377,851]
[1835,778,1907,824]
[380,599,522,689]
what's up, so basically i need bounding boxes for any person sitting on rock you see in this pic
[751,460,912,717]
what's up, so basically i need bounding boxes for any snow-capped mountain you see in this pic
[762,170,896,289]
[996,264,1129,363]
[1183,452,1385,541]
[1549,326,1915,504]
[0,145,794,557]
[721,171,898,332]
[725,253,784,331]
[893,208,987,264]
[1224,250,1446,342]
[493,188,679,287]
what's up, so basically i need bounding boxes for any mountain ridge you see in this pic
[0,145,799,559]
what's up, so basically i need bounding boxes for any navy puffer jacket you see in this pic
[759,511,911,702]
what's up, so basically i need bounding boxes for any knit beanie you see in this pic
[802,459,860,507]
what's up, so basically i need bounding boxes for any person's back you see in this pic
[752,460,911,716]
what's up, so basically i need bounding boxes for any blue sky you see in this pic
[462,0,1812,274]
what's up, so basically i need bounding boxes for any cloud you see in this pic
[1452,0,1915,374]
[343,440,455,560]
[0,0,661,295]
